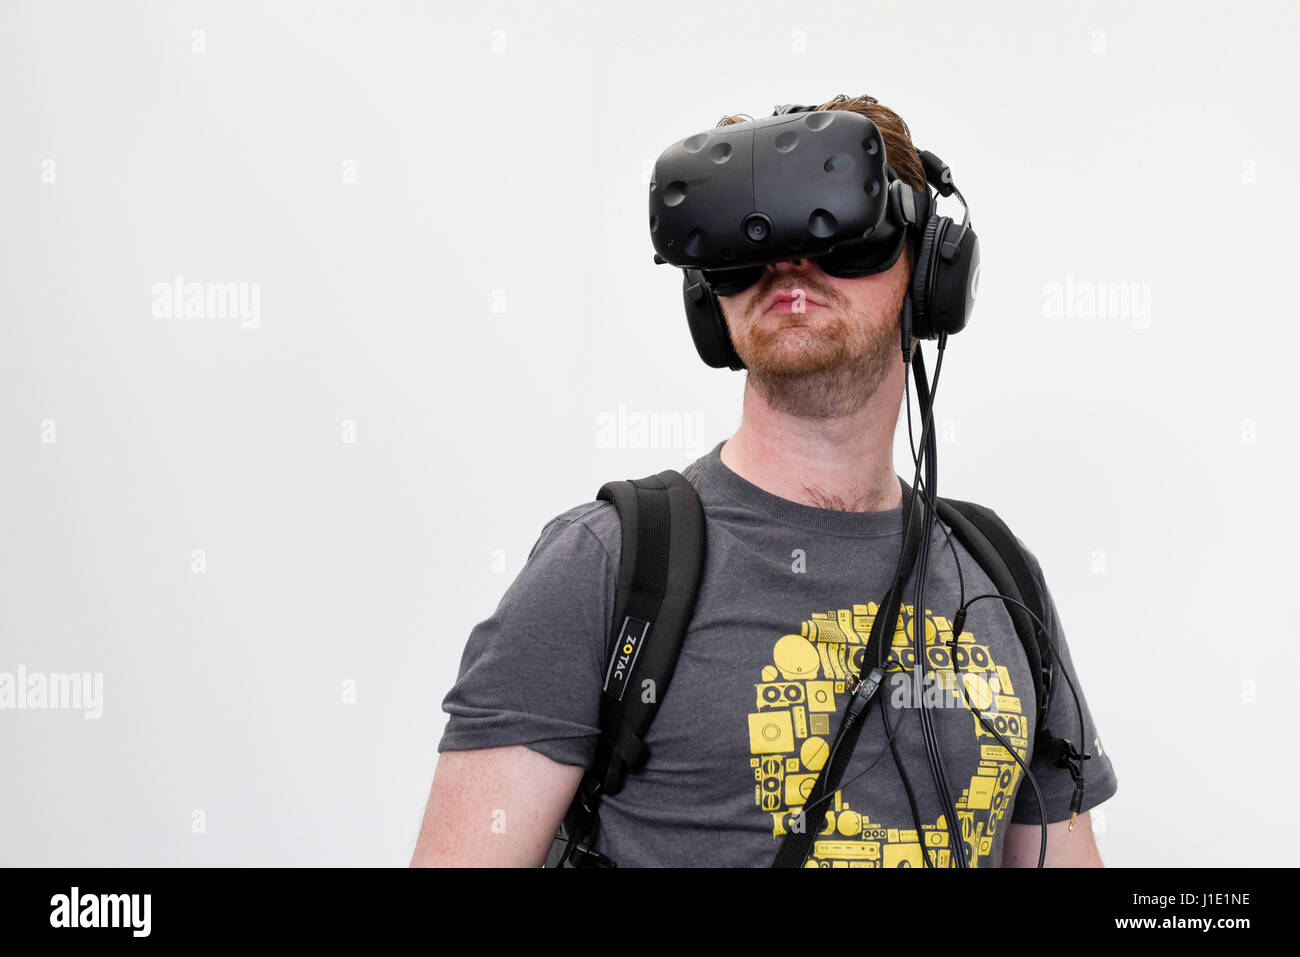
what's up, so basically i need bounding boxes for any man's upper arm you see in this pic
[417,505,617,866]
[410,745,583,867]
[436,507,616,768]
[1003,813,1104,868]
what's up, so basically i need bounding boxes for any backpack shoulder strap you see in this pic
[592,469,706,792]
[548,469,705,866]
[933,497,1053,754]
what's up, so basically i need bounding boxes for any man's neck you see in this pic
[720,369,904,513]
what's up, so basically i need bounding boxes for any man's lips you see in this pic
[763,291,827,315]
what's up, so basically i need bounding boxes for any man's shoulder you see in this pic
[551,499,616,528]
[539,453,716,565]
[534,499,620,566]
[970,499,1057,621]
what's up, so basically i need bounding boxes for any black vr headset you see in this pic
[648,102,981,370]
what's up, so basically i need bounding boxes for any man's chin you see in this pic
[747,356,841,379]
[738,337,847,379]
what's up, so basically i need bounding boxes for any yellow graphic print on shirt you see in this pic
[748,601,1029,868]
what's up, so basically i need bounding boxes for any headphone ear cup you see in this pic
[908,215,943,340]
[928,226,979,337]
[682,268,745,370]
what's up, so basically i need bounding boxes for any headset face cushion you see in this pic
[700,229,907,298]
[700,265,764,297]
[814,228,906,279]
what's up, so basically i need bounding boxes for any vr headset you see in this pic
[648,103,980,369]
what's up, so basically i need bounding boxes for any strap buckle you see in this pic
[564,841,618,868]
[577,778,603,816]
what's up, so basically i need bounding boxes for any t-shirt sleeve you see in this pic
[436,505,615,770]
[1010,547,1119,825]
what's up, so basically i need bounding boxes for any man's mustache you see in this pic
[749,280,836,317]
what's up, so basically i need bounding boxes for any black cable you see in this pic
[882,687,935,867]
[906,349,1063,867]
[852,328,963,868]
[791,672,912,836]
[920,506,1051,868]
[872,327,945,865]
[791,309,938,869]
[926,539,1052,866]
[908,389,1068,868]
[958,592,1087,787]
[848,332,956,868]
[878,351,941,868]
[799,310,1054,870]
[904,385,965,606]
[870,342,935,865]
[837,330,1089,868]
[910,334,968,867]
[827,519,1057,868]
[839,337,1051,868]
[949,636,1048,868]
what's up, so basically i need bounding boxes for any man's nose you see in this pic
[764,257,824,278]
[763,258,826,288]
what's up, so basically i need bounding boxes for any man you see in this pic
[411,95,1118,868]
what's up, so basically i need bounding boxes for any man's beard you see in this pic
[730,292,903,420]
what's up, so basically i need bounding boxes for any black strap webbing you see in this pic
[551,470,705,866]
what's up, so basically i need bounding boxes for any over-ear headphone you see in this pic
[669,107,980,370]
[682,268,745,370]
[907,149,980,345]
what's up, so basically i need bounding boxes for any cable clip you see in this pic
[845,668,885,720]
[1054,740,1090,781]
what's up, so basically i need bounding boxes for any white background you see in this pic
[1,0,1295,866]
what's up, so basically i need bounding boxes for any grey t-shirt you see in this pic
[438,441,1118,867]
